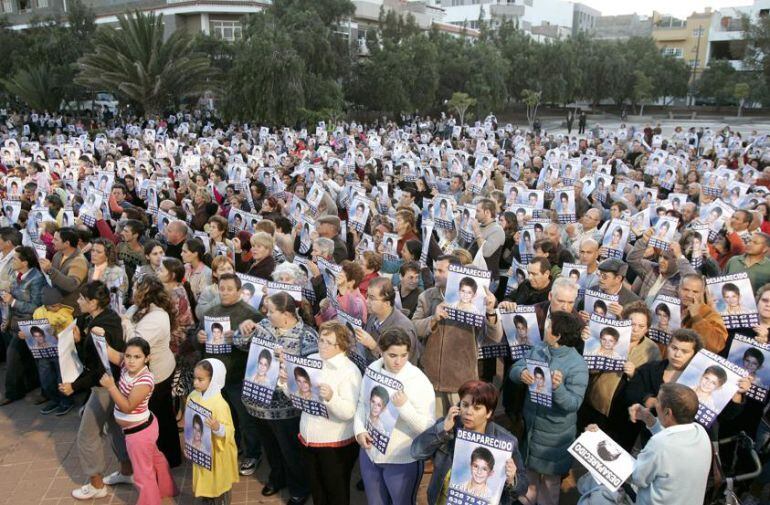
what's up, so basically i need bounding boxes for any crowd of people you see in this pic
[0,108,768,505]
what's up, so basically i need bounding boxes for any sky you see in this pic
[577,0,755,18]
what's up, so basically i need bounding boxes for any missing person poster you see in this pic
[706,273,760,329]
[19,319,57,359]
[526,359,552,407]
[184,400,213,470]
[457,205,476,243]
[362,367,403,454]
[561,263,588,296]
[649,295,681,345]
[584,289,619,320]
[519,224,536,264]
[648,216,678,251]
[727,334,770,403]
[677,350,747,428]
[584,315,632,372]
[444,264,491,327]
[448,429,513,505]
[382,232,399,261]
[348,196,370,233]
[568,428,635,492]
[554,189,576,224]
[92,332,111,373]
[57,321,83,383]
[299,215,315,254]
[204,316,232,354]
[237,274,268,311]
[601,219,630,260]
[433,195,455,230]
[284,353,328,418]
[267,281,302,302]
[337,310,367,371]
[243,334,280,406]
[500,306,541,360]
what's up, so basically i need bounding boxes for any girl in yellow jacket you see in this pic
[185,358,239,504]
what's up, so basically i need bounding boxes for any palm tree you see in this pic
[75,11,217,115]
[2,65,63,112]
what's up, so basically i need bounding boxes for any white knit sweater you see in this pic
[298,352,362,446]
[354,359,436,464]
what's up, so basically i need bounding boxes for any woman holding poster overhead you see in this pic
[236,292,317,504]
[411,380,527,504]
[353,328,435,505]
[627,229,695,305]
[293,321,362,505]
[509,311,588,505]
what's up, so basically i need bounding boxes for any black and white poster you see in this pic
[568,428,635,492]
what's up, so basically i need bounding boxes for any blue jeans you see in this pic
[358,449,424,505]
[37,357,72,407]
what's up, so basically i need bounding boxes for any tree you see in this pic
[75,11,217,115]
[735,82,750,116]
[2,65,63,111]
[521,89,541,129]
[446,92,476,125]
[695,61,737,108]
[632,70,653,116]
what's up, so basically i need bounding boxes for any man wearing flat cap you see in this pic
[580,258,641,320]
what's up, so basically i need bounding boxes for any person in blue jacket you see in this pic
[510,311,588,505]
[411,380,528,505]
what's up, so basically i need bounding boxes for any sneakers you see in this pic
[55,404,74,416]
[103,471,134,486]
[72,484,108,500]
[40,401,59,415]
[239,457,261,476]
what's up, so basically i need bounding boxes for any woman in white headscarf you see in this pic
[186,358,239,504]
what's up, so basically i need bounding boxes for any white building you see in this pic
[706,0,770,71]
[437,0,597,39]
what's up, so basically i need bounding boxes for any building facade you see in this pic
[592,13,652,41]
[651,8,711,83]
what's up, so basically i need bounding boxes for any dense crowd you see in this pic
[0,109,768,505]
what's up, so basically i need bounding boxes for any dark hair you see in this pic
[654,303,671,318]
[125,336,151,357]
[81,280,112,309]
[193,413,203,430]
[162,257,185,283]
[370,385,389,405]
[658,383,699,424]
[340,260,365,288]
[378,327,412,352]
[30,326,45,337]
[457,380,499,413]
[702,365,728,386]
[459,276,478,293]
[533,366,545,378]
[550,311,584,348]
[470,446,495,470]
[57,227,79,248]
[722,283,740,296]
[267,291,299,317]
[184,239,208,263]
[0,227,22,246]
[143,239,164,257]
[744,347,765,366]
[529,256,552,276]
[258,348,272,365]
[14,245,40,271]
[369,277,396,305]
[218,272,242,290]
[195,359,213,378]
[670,328,703,353]
[132,275,178,334]
[599,327,620,342]
[122,219,146,238]
[293,366,310,382]
[92,238,118,266]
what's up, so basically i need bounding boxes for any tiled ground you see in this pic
[0,363,581,504]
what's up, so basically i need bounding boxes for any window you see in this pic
[18,0,29,11]
[210,20,242,41]
[37,0,47,8]
[661,47,683,58]
[692,27,705,37]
